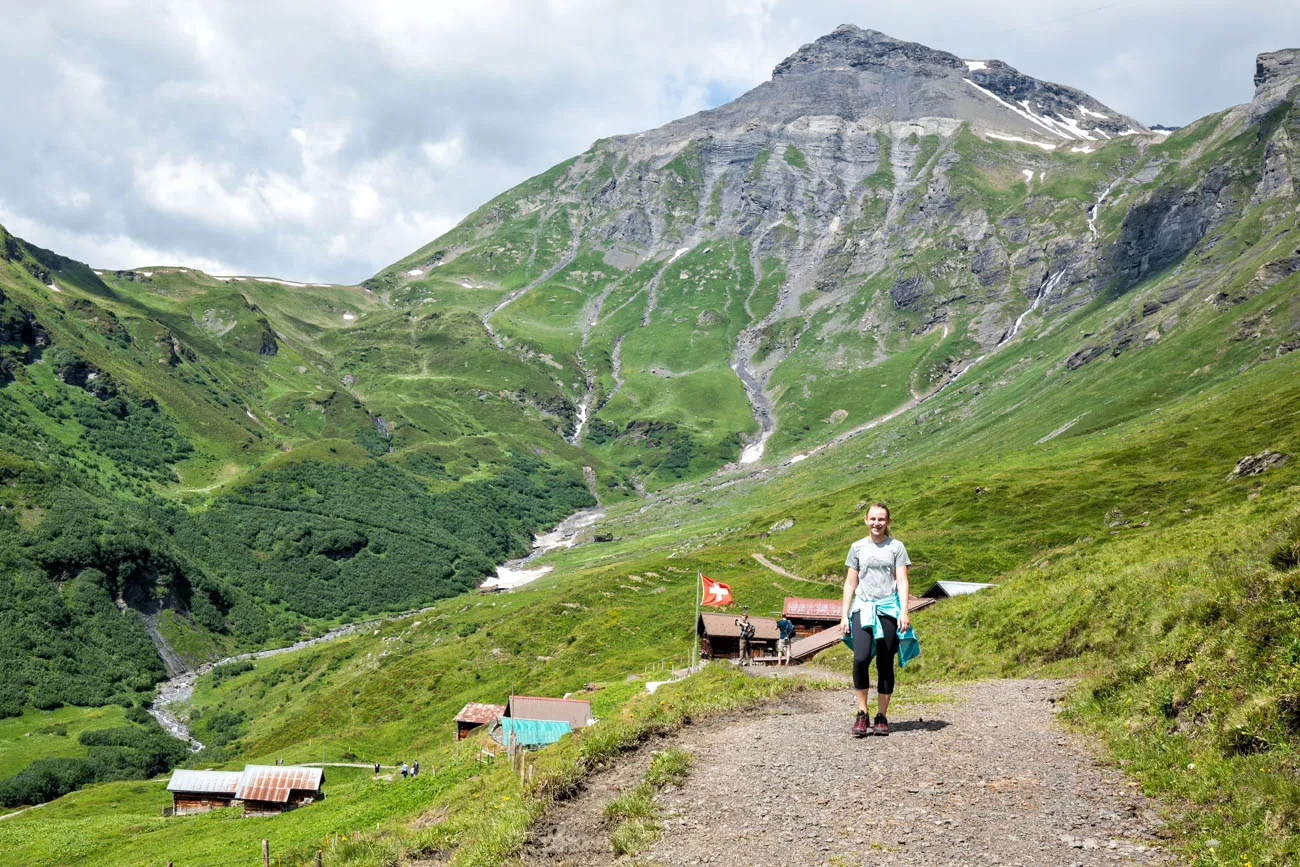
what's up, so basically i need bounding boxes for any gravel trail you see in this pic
[523,678,1177,866]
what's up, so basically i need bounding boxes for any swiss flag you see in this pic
[700,574,733,606]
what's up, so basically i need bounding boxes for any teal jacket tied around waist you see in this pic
[840,591,920,667]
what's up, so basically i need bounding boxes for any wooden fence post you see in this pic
[262,838,269,867]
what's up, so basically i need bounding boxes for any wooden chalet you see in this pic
[504,695,594,729]
[696,613,778,661]
[235,765,325,817]
[166,769,241,815]
[454,702,506,740]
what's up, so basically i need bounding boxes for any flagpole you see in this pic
[693,571,702,672]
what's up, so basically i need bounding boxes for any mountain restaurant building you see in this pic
[696,613,779,661]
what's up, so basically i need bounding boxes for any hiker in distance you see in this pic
[840,502,911,737]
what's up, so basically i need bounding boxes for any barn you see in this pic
[453,702,506,740]
[165,769,241,815]
[504,695,594,729]
[235,765,325,817]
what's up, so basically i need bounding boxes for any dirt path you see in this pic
[750,553,832,585]
[522,678,1176,867]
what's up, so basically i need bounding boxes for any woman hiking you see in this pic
[840,502,911,737]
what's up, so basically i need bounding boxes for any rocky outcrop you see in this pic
[1109,169,1234,293]
[0,289,50,381]
[1249,49,1300,125]
[257,321,279,356]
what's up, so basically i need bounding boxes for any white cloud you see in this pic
[422,136,464,170]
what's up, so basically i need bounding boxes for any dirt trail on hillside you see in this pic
[522,678,1176,867]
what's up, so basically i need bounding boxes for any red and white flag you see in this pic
[700,574,732,606]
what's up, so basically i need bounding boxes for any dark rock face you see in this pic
[889,275,928,310]
[0,289,50,381]
[1109,169,1233,293]
[258,323,279,356]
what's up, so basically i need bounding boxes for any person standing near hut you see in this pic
[735,611,755,666]
[776,615,795,666]
[840,503,911,737]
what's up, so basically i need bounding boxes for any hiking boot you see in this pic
[873,713,889,736]
[852,710,870,738]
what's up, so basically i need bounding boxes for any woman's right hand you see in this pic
[839,615,850,636]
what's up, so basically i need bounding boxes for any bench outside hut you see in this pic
[166,769,241,815]
[696,613,778,661]
[236,765,325,817]
[454,702,506,740]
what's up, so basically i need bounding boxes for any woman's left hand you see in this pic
[898,615,910,632]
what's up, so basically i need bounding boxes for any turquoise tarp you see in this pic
[491,717,573,748]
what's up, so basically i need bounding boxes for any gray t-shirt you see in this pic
[845,536,910,601]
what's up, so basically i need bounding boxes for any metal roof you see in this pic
[505,696,593,728]
[166,769,241,795]
[697,613,780,640]
[235,766,324,803]
[924,581,996,598]
[454,702,506,725]
[783,597,842,619]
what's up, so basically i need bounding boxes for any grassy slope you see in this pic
[0,706,129,779]
[5,279,1296,864]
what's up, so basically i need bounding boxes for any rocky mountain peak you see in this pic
[772,24,966,78]
[628,25,1145,156]
[1250,48,1300,124]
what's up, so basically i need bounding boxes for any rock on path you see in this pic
[524,678,1175,867]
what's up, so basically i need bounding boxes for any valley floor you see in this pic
[524,677,1178,867]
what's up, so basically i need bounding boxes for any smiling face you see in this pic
[865,505,891,541]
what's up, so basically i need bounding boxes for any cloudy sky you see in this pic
[1,1,1295,283]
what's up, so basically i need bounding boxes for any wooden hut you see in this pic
[696,613,779,661]
[166,769,241,815]
[235,765,324,817]
[504,695,594,729]
[782,597,842,636]
[454,702,506,740]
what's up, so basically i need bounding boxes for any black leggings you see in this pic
[851,610,899,695]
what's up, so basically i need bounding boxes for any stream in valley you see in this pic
[149,505,606,747]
